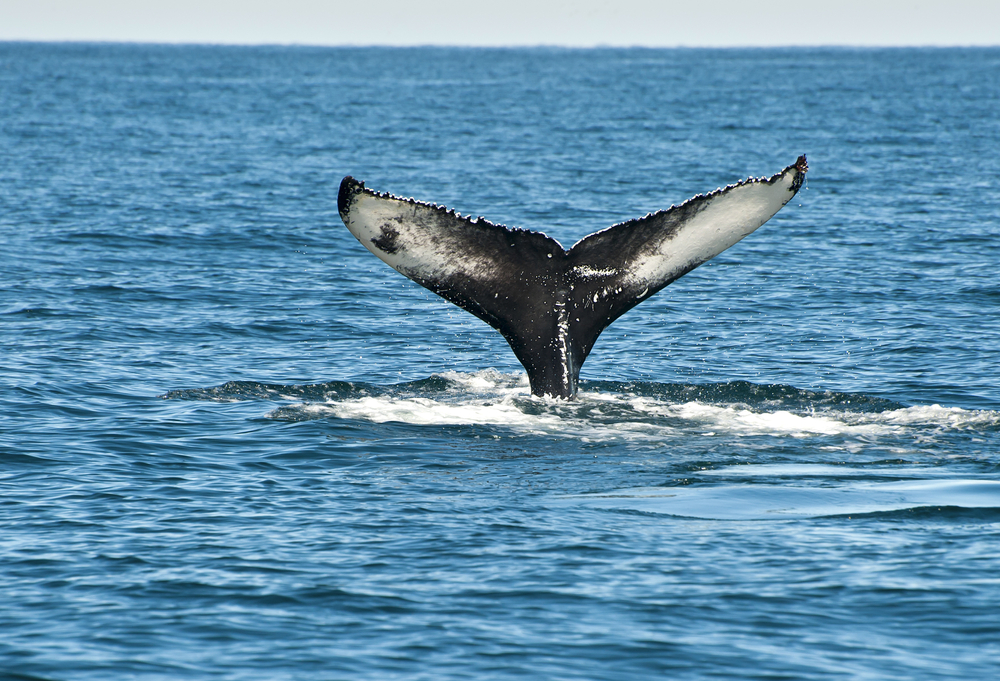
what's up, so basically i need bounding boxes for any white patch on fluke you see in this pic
[344,195,485,284]
[571,265,617,279]
[628,172,798,289]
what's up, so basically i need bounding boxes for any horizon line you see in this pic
[3,38,999,50]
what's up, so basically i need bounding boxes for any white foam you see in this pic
[701,464,937,478]
[864,404,1000,429]
[626,398,894,437]
[305,394,675,442]
[317,396,541,427]
[266,371,1000,443]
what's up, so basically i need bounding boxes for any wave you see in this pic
[161,370,1000,441]
[560,479,1000,520]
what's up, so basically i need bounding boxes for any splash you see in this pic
[625,398,893,437]
[162,371,1000,443]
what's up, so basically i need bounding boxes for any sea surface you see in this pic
[2,43,1000,680]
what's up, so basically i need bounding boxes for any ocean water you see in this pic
[2,43,1000,680]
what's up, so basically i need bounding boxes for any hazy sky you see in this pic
[2,0,998,46]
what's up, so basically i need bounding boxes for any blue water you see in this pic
[3,43,1000,680]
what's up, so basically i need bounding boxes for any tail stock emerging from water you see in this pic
[338,156,807,399]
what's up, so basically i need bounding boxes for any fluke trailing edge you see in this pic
[338,156,807,399]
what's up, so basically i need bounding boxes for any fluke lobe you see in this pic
[338,156,807,399]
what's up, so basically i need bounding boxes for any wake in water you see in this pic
[163,370,1000,443]
[561,479,1000,520]
[164,371,1000,519]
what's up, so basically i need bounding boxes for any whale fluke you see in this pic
[338,156,807,399]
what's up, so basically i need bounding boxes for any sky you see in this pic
[1,0,998,47]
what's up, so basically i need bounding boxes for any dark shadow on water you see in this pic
[824,505,1000,523]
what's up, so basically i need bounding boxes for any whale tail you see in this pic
[338,156,807,398]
